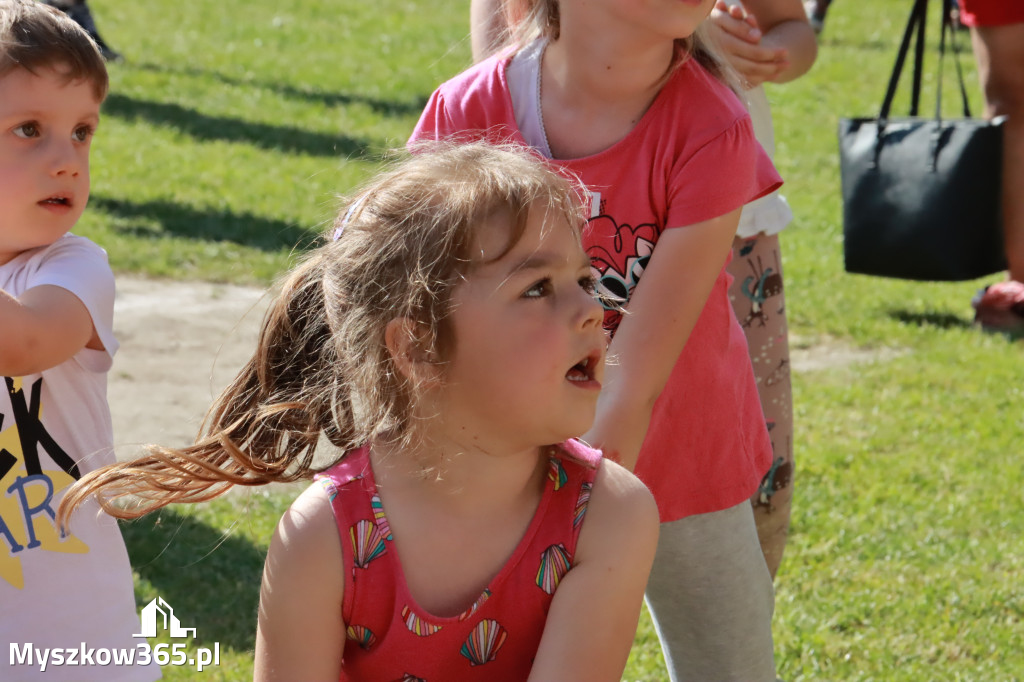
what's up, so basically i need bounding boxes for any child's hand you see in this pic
[709,1,790,88]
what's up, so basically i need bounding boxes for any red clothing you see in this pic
[315,441,601,681]
[959,0,1024,26]
[411,54,780,521]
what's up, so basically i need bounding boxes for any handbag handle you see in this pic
[877,0,928,125]
[925,2,976,169]
[872,0,975,167]
[934,2,973,122]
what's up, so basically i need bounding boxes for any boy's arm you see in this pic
[528,459,660,681]
[254,484,346,682]
[0,284,102,376]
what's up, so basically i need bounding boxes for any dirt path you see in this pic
[109,278,271,461]
[109,277,893,462]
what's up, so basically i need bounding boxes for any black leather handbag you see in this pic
[838,0,1006,281]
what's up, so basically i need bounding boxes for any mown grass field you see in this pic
[74,0,1024,679]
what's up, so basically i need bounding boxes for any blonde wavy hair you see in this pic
[59,142,587,525]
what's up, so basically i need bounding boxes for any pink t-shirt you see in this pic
[315,440,601,681]
[411,54,781,521]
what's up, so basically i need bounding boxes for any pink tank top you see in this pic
[315,440,602,681]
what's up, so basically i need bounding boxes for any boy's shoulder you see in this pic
[2,233,111,279]
[1,232,119,368]
[34,232,109,262]
[1,232,115,312]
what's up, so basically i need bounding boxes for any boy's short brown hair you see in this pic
[0,0,108,100]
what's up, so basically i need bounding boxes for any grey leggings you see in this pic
[645,501,777,682]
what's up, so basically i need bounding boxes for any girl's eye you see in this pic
[579,275,598,295]
[72,125,95,143]
[523,278,552,298]
[13,122,39,139]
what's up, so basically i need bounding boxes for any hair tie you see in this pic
[333,195,368,241]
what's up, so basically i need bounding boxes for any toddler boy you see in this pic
[0,1,159,679]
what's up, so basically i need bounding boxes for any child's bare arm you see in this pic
[582,209,742,471]
[528,460,659,681]
[0,284,100,375]
[254,485,346,682]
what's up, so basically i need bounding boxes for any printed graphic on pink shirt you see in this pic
[460,619,508,666]
[585,214,659,332]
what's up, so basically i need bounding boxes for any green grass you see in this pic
[75,0,1024,679]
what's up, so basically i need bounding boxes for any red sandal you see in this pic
[972,281,1024,335]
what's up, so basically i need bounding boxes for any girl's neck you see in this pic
[365,434,550,617]
[371,435,548,514]
[544,27,674,103]
[539,30,675,159]
[368,436,550,617]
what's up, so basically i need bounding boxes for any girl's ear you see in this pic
[384,317,441,384]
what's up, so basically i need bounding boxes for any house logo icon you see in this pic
[133,597,197,639]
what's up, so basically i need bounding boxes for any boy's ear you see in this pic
[384,317,440,384]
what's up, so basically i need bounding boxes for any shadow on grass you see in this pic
[120,510,265,651]
[103,92,378,159]
[888,309,972,330]
[130,61,429,118]
[91,195,318,252]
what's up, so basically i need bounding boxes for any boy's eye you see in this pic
[72,125,95,143]
[579,275,598,295]
[523,278,552,298]
[13,122,39,139]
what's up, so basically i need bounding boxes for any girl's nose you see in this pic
[578,287,604,330]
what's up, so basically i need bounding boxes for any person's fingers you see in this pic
[721,1,760,31]
[757,62,790,86]
[722,35,786,65]
[733,54,789,87]
[711,10,763,43]
[714,32,758,65]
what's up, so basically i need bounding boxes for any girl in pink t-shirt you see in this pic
[61,143,658,681]
[416,1,783,679]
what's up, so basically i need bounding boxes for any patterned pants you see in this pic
[727,233,793,579]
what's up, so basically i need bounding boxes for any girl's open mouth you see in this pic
[566,352,601,387]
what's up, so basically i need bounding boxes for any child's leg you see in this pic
[728,233,794,579]
[645,502,776,682]
[970,22,1024,283]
